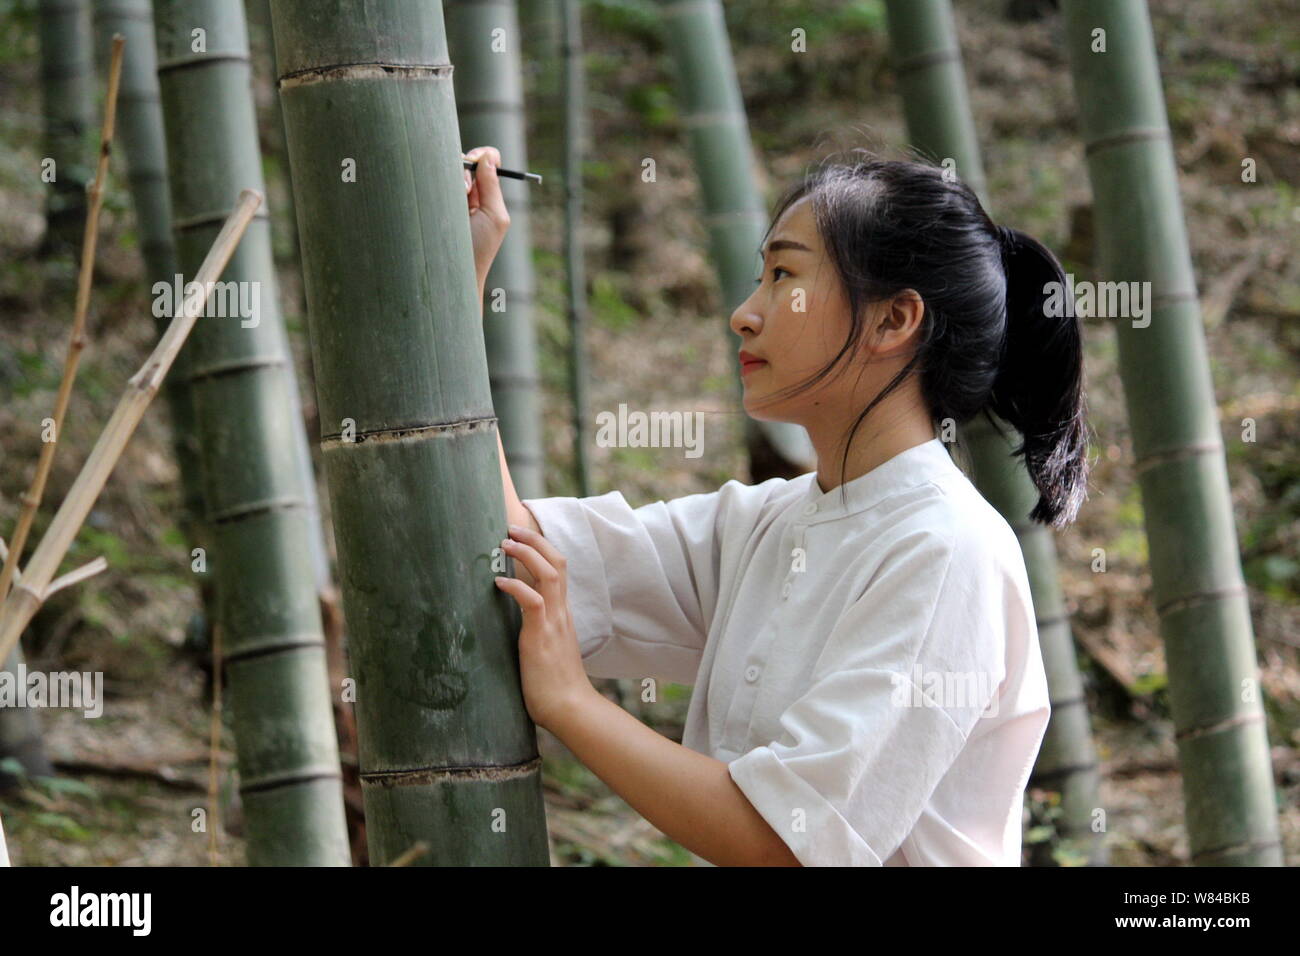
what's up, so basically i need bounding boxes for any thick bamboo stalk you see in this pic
[1061,0,1280,865]
[269,0,551,866]
[447,0,547,500]
[153,0,349,866]
[37,0,95,257]
[884,0,1106,866]
[656,0,816,480]
[0,192,263,667]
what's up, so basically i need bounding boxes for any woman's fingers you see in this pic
[507,524,567,573]
[463,146,507,223]
[495,575,544,615]
[501,536,559,602]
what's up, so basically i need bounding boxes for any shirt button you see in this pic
[745,665,761,682]
[781,581,791,598]
[802,503,817,516]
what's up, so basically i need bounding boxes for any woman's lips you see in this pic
[739,350,768,376]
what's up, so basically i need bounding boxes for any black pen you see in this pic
[463,159,542,184]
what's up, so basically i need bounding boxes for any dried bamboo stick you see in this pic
[0,190,263,666]
[0,34,125,604]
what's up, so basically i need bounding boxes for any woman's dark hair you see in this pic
[758,150,1090,528]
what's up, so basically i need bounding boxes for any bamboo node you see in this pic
[278,62,453,91]
[360,756,542,789]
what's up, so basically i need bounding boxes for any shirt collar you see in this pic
[797,438,959,523]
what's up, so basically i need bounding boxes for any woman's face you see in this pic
[731,195,890,432]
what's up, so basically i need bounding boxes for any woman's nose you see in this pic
[730,296,762,338]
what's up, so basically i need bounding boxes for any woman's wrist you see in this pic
[538,682,606,739]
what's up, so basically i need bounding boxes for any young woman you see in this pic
[464,144,1089,867]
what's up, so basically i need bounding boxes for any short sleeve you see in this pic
[523,478,787,684]
[728,526,1013,866]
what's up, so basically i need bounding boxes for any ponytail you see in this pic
[759,154,1090,527]
[987,226,1090,528]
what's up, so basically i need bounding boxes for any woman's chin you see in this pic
[741,393,788,423]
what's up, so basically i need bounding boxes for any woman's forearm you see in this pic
[480,271,542,591]
[548,691,801,867]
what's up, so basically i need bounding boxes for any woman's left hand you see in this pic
[495,524,594,733]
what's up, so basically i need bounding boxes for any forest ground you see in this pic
[0,0,1296,865]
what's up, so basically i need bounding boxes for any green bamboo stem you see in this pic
[1061,0,1280,865]
[885,0,1106,866]
[559,0,592,498]
[885,0,985,197]
[244,0,299,264]
[269,0,551,866]
[0,646,53,791]
[92,0,207,558]
[153,0,349,866]
[241,0,331,594]
[656,0,816,480]
[446,0,547,500]
[37,0,95,258]
[3,0,94,787]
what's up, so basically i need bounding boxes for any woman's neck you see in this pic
[807,397,938,495]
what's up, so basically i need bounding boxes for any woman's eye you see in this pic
[755,267,790,286]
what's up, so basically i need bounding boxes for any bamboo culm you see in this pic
[657,0,816,480]
[1061,0,1280,865]
[447,0,548,501]
[269,0,551,866]
[884,0,1107,866]
[153,0,350,866]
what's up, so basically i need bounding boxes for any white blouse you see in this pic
[522,436,1050,866]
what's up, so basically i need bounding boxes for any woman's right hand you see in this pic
[463,145,511,282]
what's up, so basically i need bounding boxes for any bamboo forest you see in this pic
[0,0,1295,895]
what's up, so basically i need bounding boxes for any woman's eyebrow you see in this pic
[760,238,813,258]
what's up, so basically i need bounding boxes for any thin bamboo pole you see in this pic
[656,0,816,481]
[270,0,551,866]
[560,0,592,498]
[884,0,1107,866]
[1061,0,1280,865]
[447,0,548,500]
[37,0,95,257]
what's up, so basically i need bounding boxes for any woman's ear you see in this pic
[867,290,925,357]
[889,289,925,335]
